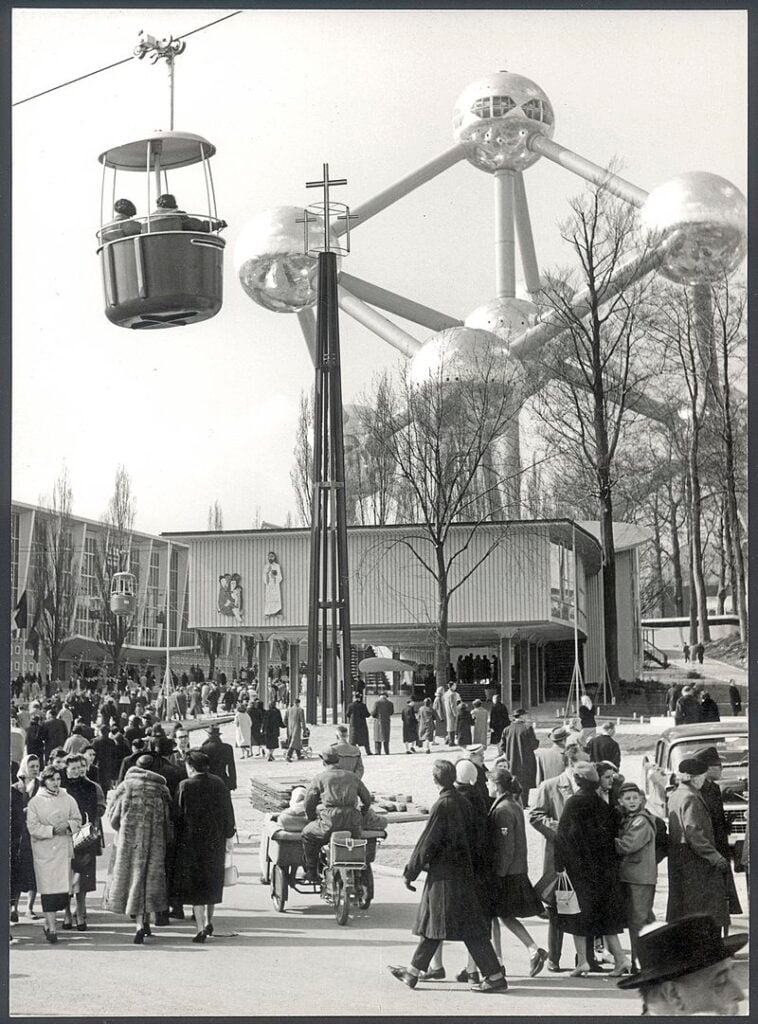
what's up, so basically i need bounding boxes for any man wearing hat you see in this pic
[696,746,742,929]
[301,749,373,882]
[201,723,237,792]
[586,721,621,770]
[535,726,568,785]
[500,709,539,807]
[667,755,730,931]
[616,914,746,1015]
[464,745,490,806]
[674,685,700,726]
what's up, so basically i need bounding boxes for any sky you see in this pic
[11,7,747,535]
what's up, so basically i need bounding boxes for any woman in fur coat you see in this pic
[106,756,173,943]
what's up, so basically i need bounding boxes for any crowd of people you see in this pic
[666,680,742,724]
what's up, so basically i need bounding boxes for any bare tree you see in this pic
[31,468,79,679]
[207,500,224,531]
[93,466,139,669]
[533,178,659,684]
[357,338,524,689]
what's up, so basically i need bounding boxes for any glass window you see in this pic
[670,735,748,771]
[522,98,554,125]
[550,542,574,622]
[470,97,492,119]
[10,511,19,603]
[142,548,161,646]
[491,95,516,117]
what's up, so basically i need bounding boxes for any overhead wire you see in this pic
[12,9,244,107]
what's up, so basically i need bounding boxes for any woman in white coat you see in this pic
[26,766,81,943]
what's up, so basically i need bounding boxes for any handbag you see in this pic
[554,870,581,915]
[223,838,239,887]
[72,820,101,857]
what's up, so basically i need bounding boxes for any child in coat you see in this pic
[614,782,658,972]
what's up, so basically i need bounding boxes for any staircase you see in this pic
[643,632,669,668]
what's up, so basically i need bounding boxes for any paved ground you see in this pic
[10,718,750,1017]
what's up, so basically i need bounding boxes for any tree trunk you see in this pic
[688,435,711,643]
[651,492,666,616]
[434,551,450,691]
[723,436,748,643]
[668,484,684,616]
[716,500,727,615]
[208,651,217,680]
[598,469,619,685]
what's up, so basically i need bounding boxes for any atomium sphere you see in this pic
[234,206,340,313]
[641,172,747,285]
[453,71,555,174]
[409,326,527,409]
[464,297,537,344]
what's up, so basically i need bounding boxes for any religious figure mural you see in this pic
[218,572,244,623]
[264,551,283,617]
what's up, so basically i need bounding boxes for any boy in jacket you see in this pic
[614,782,657,972]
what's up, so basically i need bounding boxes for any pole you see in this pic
[528,135,649,208]
[513,173,541,296]
[494,170,516,299]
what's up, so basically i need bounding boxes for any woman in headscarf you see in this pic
[26,766,82,943]
[578,695,597,743]
[553,761,629,976]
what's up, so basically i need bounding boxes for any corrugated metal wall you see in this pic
[187,523,553,632]
[584,570,606,684]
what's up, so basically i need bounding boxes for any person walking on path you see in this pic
[107,757,173,943]
[371,691,393,755]
[285,699,306,761]
[578,695,597,743]
[262,702,284,761]
[727,681,742,716]
[487,767,548,978]
[471,700,488,747]
[388,759,507,993]
[488,694,509,747]
[666,755,730,932]
[345,692,372,756]
[26,767,81,943]
[442,683,459,746]
[60,753,100,931]
[674,685,700,725]
[553,762,630,977]
[695,642,705,665]
[682,642,691,664]
[432,687,447,741]
[401,699,419,753]
[535,726,569,785]
[416,697,439,754]
[249,698,265,756]
[500,709,539,807]
[200,725,237,791]
[456,701,473,747]
[696,746,742,929]
[698,691,720,722]
[171,750,236,943]
[234,704,252,758]
[587,722,621,769]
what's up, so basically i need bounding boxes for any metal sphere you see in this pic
[453,71,555,173]
[234,206,340,313]
[641,172,747,285]
[409,326,527,408]
[464,297,537,344]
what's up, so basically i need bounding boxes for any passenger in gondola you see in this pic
[100,198,141,242]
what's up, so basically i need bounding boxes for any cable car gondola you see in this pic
[110,571,137,615]
[97,131,226,329]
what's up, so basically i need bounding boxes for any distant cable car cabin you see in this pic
[110,572,137,616]
[97,131,225,329]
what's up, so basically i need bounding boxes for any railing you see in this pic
[643,635,669,668]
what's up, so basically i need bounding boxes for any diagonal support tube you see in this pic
[339,272,462,331]
[335,144,466,236]
[337,287,422,358]
[296,307,318,366]
[528,135,649,208]
[513,173,541,296]
[509,243,666,360]
[545,358,676,427]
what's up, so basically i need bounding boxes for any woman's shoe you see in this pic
[25,910,41,920]
[570,963,590,977]
[419,967,445,980]
[192,931,206,944]
[76,920,88,932]
[133,929,145,944]
[143,921,152,937]
[456,969,480,983]
[43,928,58,944]
[204,922,214,937]
[609,959,632,978]
[61,918,73,931]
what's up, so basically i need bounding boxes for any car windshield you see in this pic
[669,735,748,771]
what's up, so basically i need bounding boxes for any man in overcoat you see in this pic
[500,709,539,806]
[535,726,568,785]
[388,760,507,993]
[696,746,742,926]
[371,692,393,755]
[285,699,306,762]
[442,683,459,745]
[667,755,730,930]
[586,721,621,769]
[345,692,372,755]
[488,693,509,747]
[201,724,237,791]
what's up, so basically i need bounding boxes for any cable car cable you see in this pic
[12,10,243,107]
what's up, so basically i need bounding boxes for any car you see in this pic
[642,719,748,863]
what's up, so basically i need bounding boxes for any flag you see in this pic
[14,591,28,630]
[25,626,40,660]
